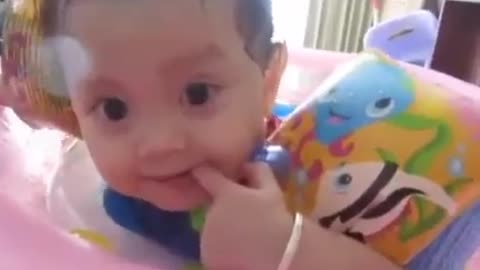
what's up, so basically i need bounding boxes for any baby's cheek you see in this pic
[84,140,135,193]
[215,137,258,181]
[99,168,137,198]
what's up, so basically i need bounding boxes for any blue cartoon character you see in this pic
[313,53,416,145]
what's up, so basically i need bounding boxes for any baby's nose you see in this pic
[136,124,187,161]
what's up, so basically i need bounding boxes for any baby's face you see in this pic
[62,0,279,210]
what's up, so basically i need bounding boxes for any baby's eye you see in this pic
[101,97,128,121]
[182,82,215,106]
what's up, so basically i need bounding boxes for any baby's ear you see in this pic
[263,41,288,117]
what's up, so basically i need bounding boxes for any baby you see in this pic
[2,0,476,270]
[55,1,378,269]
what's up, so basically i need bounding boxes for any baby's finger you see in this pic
[242,162,281,192]
[192,166,238,199]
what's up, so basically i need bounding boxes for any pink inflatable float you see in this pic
[0,48,478,269]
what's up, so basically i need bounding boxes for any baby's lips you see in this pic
[191,166,217,181]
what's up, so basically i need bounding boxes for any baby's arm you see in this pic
[277,202,480,270]
[281,203,480,270]
[268,50,480,270]
[284,218,401,270]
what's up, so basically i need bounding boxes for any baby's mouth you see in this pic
[147,170,192,183]
[328,108,351,125]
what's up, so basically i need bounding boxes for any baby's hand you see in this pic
[193,163,293,270]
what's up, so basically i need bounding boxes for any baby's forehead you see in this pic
[53,0,247,96]
[65,0,239,26]
[64,0,244,58]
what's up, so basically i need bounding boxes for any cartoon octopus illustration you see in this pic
[310,53,466,241]
[312,56,416,148]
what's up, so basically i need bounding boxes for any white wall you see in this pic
[272,0,311,48]
[380,0,425,21]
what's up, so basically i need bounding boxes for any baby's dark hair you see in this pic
[236,0,274,70]
[41,0,274,70]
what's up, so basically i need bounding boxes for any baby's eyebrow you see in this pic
[78,44,223,89]
[80,76,127,97]
[157,43,225,73]
[83,75,125,91]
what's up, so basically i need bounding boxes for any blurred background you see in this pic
[272,0,443,52]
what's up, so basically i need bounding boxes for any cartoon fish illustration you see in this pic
[313,161,456,241]
[311,54,415,145]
